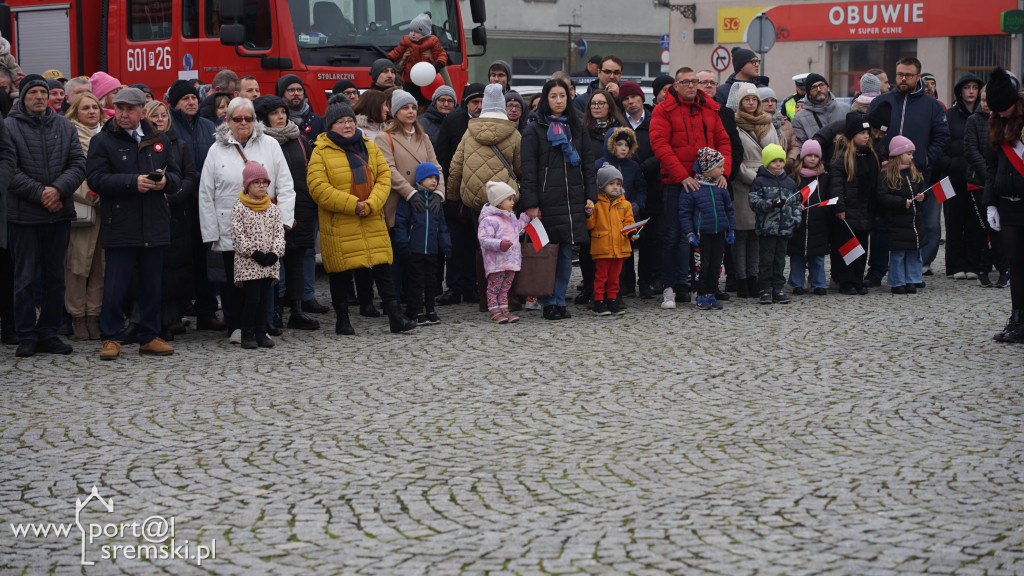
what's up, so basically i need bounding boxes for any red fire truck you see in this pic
[0,0,487,111]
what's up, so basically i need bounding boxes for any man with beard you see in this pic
[792,73,850,145]
[368,59,398,93]
[275,74,324,140]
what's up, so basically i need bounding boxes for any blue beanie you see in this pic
[415,162,440,185]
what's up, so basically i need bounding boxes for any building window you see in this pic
[829,39,916,97]
[954,36,1011,85]
[183,0,199,38]
[206,0,273,49]
[127,0,173,41]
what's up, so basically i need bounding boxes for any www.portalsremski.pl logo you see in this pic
[8,486,217,566]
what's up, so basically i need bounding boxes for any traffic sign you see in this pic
[748,14,776,53]
[576,38,588,58]
[711,46,730,72]
[1002,10,1024,34]
[660,34,670,50]
[660,50,670,66]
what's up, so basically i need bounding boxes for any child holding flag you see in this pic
[478,182,531,324]
[829,113,881,296]
[587,164,636,315]
[877,136,926,294]
[787,140,833,296]
[750,144,802,304]
[679,148,735,310]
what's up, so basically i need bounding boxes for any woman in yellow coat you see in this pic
[307,102,416,335]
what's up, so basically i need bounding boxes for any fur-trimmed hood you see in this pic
[215,119,266,146]
[604,126,638,158]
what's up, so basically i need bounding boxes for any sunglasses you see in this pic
[231,116,254,123]
[601,69,622,76]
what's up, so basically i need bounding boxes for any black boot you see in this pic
[746,277,758,299]
[287,300,320,330]
[359,302,381,317]
[255,326,275,348]
[384,300,416,333]
[736,277,749,298]
[240,328,258,349]
[335,304,355,335]
[994,310,1024,343]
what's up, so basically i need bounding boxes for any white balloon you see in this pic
[410,62,436,87]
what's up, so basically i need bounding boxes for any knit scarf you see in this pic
[735,109,772,141]
[799,167,821,178]
[327,129,374,201]
[239,190,271,212]
[546,116,580,166]
[263,121,301,145]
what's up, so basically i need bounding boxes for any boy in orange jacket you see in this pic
[587,164,636,315]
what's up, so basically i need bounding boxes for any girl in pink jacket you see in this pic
[478,181,531,324]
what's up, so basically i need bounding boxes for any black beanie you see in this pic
[986,67,1020,115]
[324,102,356,130]
[253,94,287,125]
[732,48,757,72]
[461,83,486,107]
[805,73,829,90]
[331,79,357,97]
[275,74,303,98]
[652,75,674,100]
[866,101,892,133]
[167,79,199,108]
[843,112,871,140]
[19,74,48,100]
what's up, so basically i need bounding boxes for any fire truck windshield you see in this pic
[289,0,459,53]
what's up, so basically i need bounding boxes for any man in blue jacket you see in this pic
[869,57,950,276]
[88,87,181,360]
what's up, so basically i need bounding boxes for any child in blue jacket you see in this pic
[394,163,452,325]
[679,148,736,310]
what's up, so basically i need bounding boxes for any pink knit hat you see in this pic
[888,135,915,157]
[89,71,122,100]
[800,139,822,159]
[242,161,270,190]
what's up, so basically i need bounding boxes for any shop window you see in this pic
[829,39,916,97]
[954,36,1011,85]
[127,0,173,41]
[206,0,273,49]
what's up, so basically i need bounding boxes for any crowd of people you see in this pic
[0,42,1022,360]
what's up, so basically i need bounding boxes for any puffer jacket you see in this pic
[163,126,197,298]
[447,117,520,211]
[394,186,452,256]
[963,109,990,189]
[587,192,634,259]
[595,126,646,216]
[6,101,86,225]
[307,132,392,272]
[749,166,801,238]
[787,172,833,257]
[198,122,295,252]
[869,80,950,173]
[385,34,447,85]
[231,199,285,285]
[678,181,735,237]
[375,128,445,227]
[650,86,732,185]
[86,117,181,248]
[418,104,448,147]
[519,113,597,245]
[936,73,984,196]
[877,168,925,250]
[830,146,883,230]
[477,203,530,275]
[733,127,781,230]
[792,94,851,144]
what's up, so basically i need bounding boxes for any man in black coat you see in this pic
[619,80,659,297]
[88,87,181,360]
[6,75,84,357]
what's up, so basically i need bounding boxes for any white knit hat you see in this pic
[486,181,516,207]
[479,84,508,120]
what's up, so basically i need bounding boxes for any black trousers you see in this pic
[9,222,70,342]
[403,253,438,316]
[1004,225,1024,309]
[329,264,397,309]
[241,278,272,331]
[695,232,725,296]
[282,246,306,303]
[221,252,245,332]
[0,246,14,336]
[944,189,987,274]
[636,212,661,288]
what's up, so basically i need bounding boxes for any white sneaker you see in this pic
[523,296,542,310]
[965,272,979,280]
[661,287,676,309]
[953,272,967,280]
[229,329,241,344]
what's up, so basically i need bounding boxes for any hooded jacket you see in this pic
[650,87,732,185]
[678,180,735,237]
[477,203,530,274]
[394,185,451,256]
[595,127,646,215]
[792,92,851,144]
[868,80,951,173]
[749,166,801,237]
[587,192,634,259]
[937,72,984,194]
[448,117,521,211]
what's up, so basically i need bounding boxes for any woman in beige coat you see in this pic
[64,92,106,340]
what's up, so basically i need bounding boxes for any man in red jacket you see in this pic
[650,66,732,309]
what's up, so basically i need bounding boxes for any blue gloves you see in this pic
[687,233,700,248]
[725,230,735,245]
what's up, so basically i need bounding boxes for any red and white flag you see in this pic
[808,197,838,208]
[839,234,865,265]
[524,218,549,252]
[799,180,818,204]
[930,176,956,203]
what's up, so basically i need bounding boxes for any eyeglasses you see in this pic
[747,59,761,66]
[675,79,699,86]
[895,72,919,79]
[334,118,356,126]
[505,102,522,110]
[436,97,456,106]
[810,83,828,90]
[285,87,304,94]
[601,69,622,76]
[590,101,608,108]
[251,179,271,187]
[230,116,254,123]
[342,89,359,96]
[698,80,718,86]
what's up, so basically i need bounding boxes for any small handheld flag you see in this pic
[928,176,956,203]
[838,220,865,265]
[800,180,818,204]
[807,197,838,209]
[523,218,549,252]
[621,218,650,235]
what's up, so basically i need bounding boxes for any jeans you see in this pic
[9,222,70,342]
[789,255,826,289]
[660,185,690,288]
[887,249,923,287]
[541,243,573,307]
[867,218,888,279]
[303,248,316,301]
[100,246,164,344]
[920,194,941,266]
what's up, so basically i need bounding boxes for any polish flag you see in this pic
[930,176,956,203]
[524,218,549,252]
[839,234,865,265]
[800,180,818,204]
[809,197,838,208]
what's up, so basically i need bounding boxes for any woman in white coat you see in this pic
[199,97,295,342]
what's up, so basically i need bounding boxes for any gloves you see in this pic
[428,194,442,214]
[434,61,446,72]
[407,193,427,213]
[251,251,278,267]
[771,199,785,209]
[988,206,1001,231]
[725,230,735,245]
[687,233,700,248]
[499,239,513,252]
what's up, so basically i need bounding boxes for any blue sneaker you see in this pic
[695,295,712,310]
[709,295,723,310]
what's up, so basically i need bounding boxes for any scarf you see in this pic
[594,118,610,130]
[546,116,580,166]
[239,190,271,212]
[735,109,772,141]
[799,167,820,178]
[327,129,374,201]
[263,121,301,145]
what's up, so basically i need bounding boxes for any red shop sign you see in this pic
[765,0,1016,42]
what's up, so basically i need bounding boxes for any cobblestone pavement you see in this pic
[1,255,1022,575]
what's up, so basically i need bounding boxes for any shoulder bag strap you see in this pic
[491,145,519,185]
[233,143,248,164]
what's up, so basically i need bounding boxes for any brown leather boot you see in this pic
[72,317,89,340]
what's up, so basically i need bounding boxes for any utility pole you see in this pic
[558,23,580,73]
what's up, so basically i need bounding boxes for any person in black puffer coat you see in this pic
[253,94,321,331]
[877,136,926,294]
[520,78,598,320]
[936,72,986,279]
[787,140,833,295]
[963,87,1009,287]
